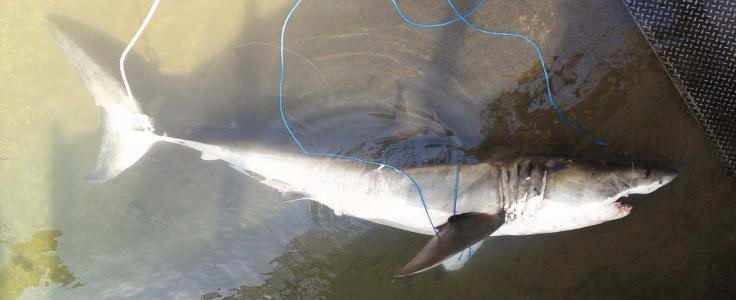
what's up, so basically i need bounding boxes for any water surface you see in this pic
[1,1,734,299]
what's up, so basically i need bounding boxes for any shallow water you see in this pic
[1,1,735,299]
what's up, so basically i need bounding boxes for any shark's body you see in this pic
[154,134,633,237]
[51,22,678,276]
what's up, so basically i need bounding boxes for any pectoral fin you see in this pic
[394,212,505,277]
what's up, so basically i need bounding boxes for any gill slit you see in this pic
[504,164,514,221]
[498,164,507,220]
[541,166,550,207]
[627,161,635,197]
[521,160,532,218]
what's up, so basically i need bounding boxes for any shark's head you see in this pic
[509,159,677,234]
[544,159,678,203]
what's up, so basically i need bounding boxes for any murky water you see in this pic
[1,1,735,299]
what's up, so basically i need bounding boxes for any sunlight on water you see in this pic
[0,1,275,298]
[1,0,734,299]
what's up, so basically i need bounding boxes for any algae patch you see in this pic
[0,230,79,300]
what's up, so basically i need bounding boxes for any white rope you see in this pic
[119,0,160,103]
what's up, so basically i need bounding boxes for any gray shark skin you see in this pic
[50,21,678,277]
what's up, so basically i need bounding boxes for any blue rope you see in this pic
[442,0,607,146]
[391,0,608,261]
[392,0,606,146]
[280,0,441,235]
[450,159,473,261]
[391,0,486,28]
[458,245,472,260]
[279,0,609,239]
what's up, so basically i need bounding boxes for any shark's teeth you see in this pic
[613,201,632,211]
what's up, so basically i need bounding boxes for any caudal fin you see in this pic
[50,21,158,182]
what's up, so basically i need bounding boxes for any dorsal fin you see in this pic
[394,212,505,277]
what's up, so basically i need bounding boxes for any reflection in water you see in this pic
[476,27,646,158]
[2,0,735,298]
[193,1,735,299]
[0,230,79,300]
[220,220,368,300]
[221,218,392,299]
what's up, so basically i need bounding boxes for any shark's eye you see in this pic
[644,168,651,177]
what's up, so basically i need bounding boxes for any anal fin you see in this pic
[394,212,505,277]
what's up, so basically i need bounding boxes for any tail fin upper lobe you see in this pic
[50,20,158,182]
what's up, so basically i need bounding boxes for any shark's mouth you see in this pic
[614,198,633,212]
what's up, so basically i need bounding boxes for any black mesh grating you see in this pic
[622,0,736,181]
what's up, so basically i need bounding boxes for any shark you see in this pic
[51,21,678,277]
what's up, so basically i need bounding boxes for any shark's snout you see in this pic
[627,164,678,195]
[657,167,678,186]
